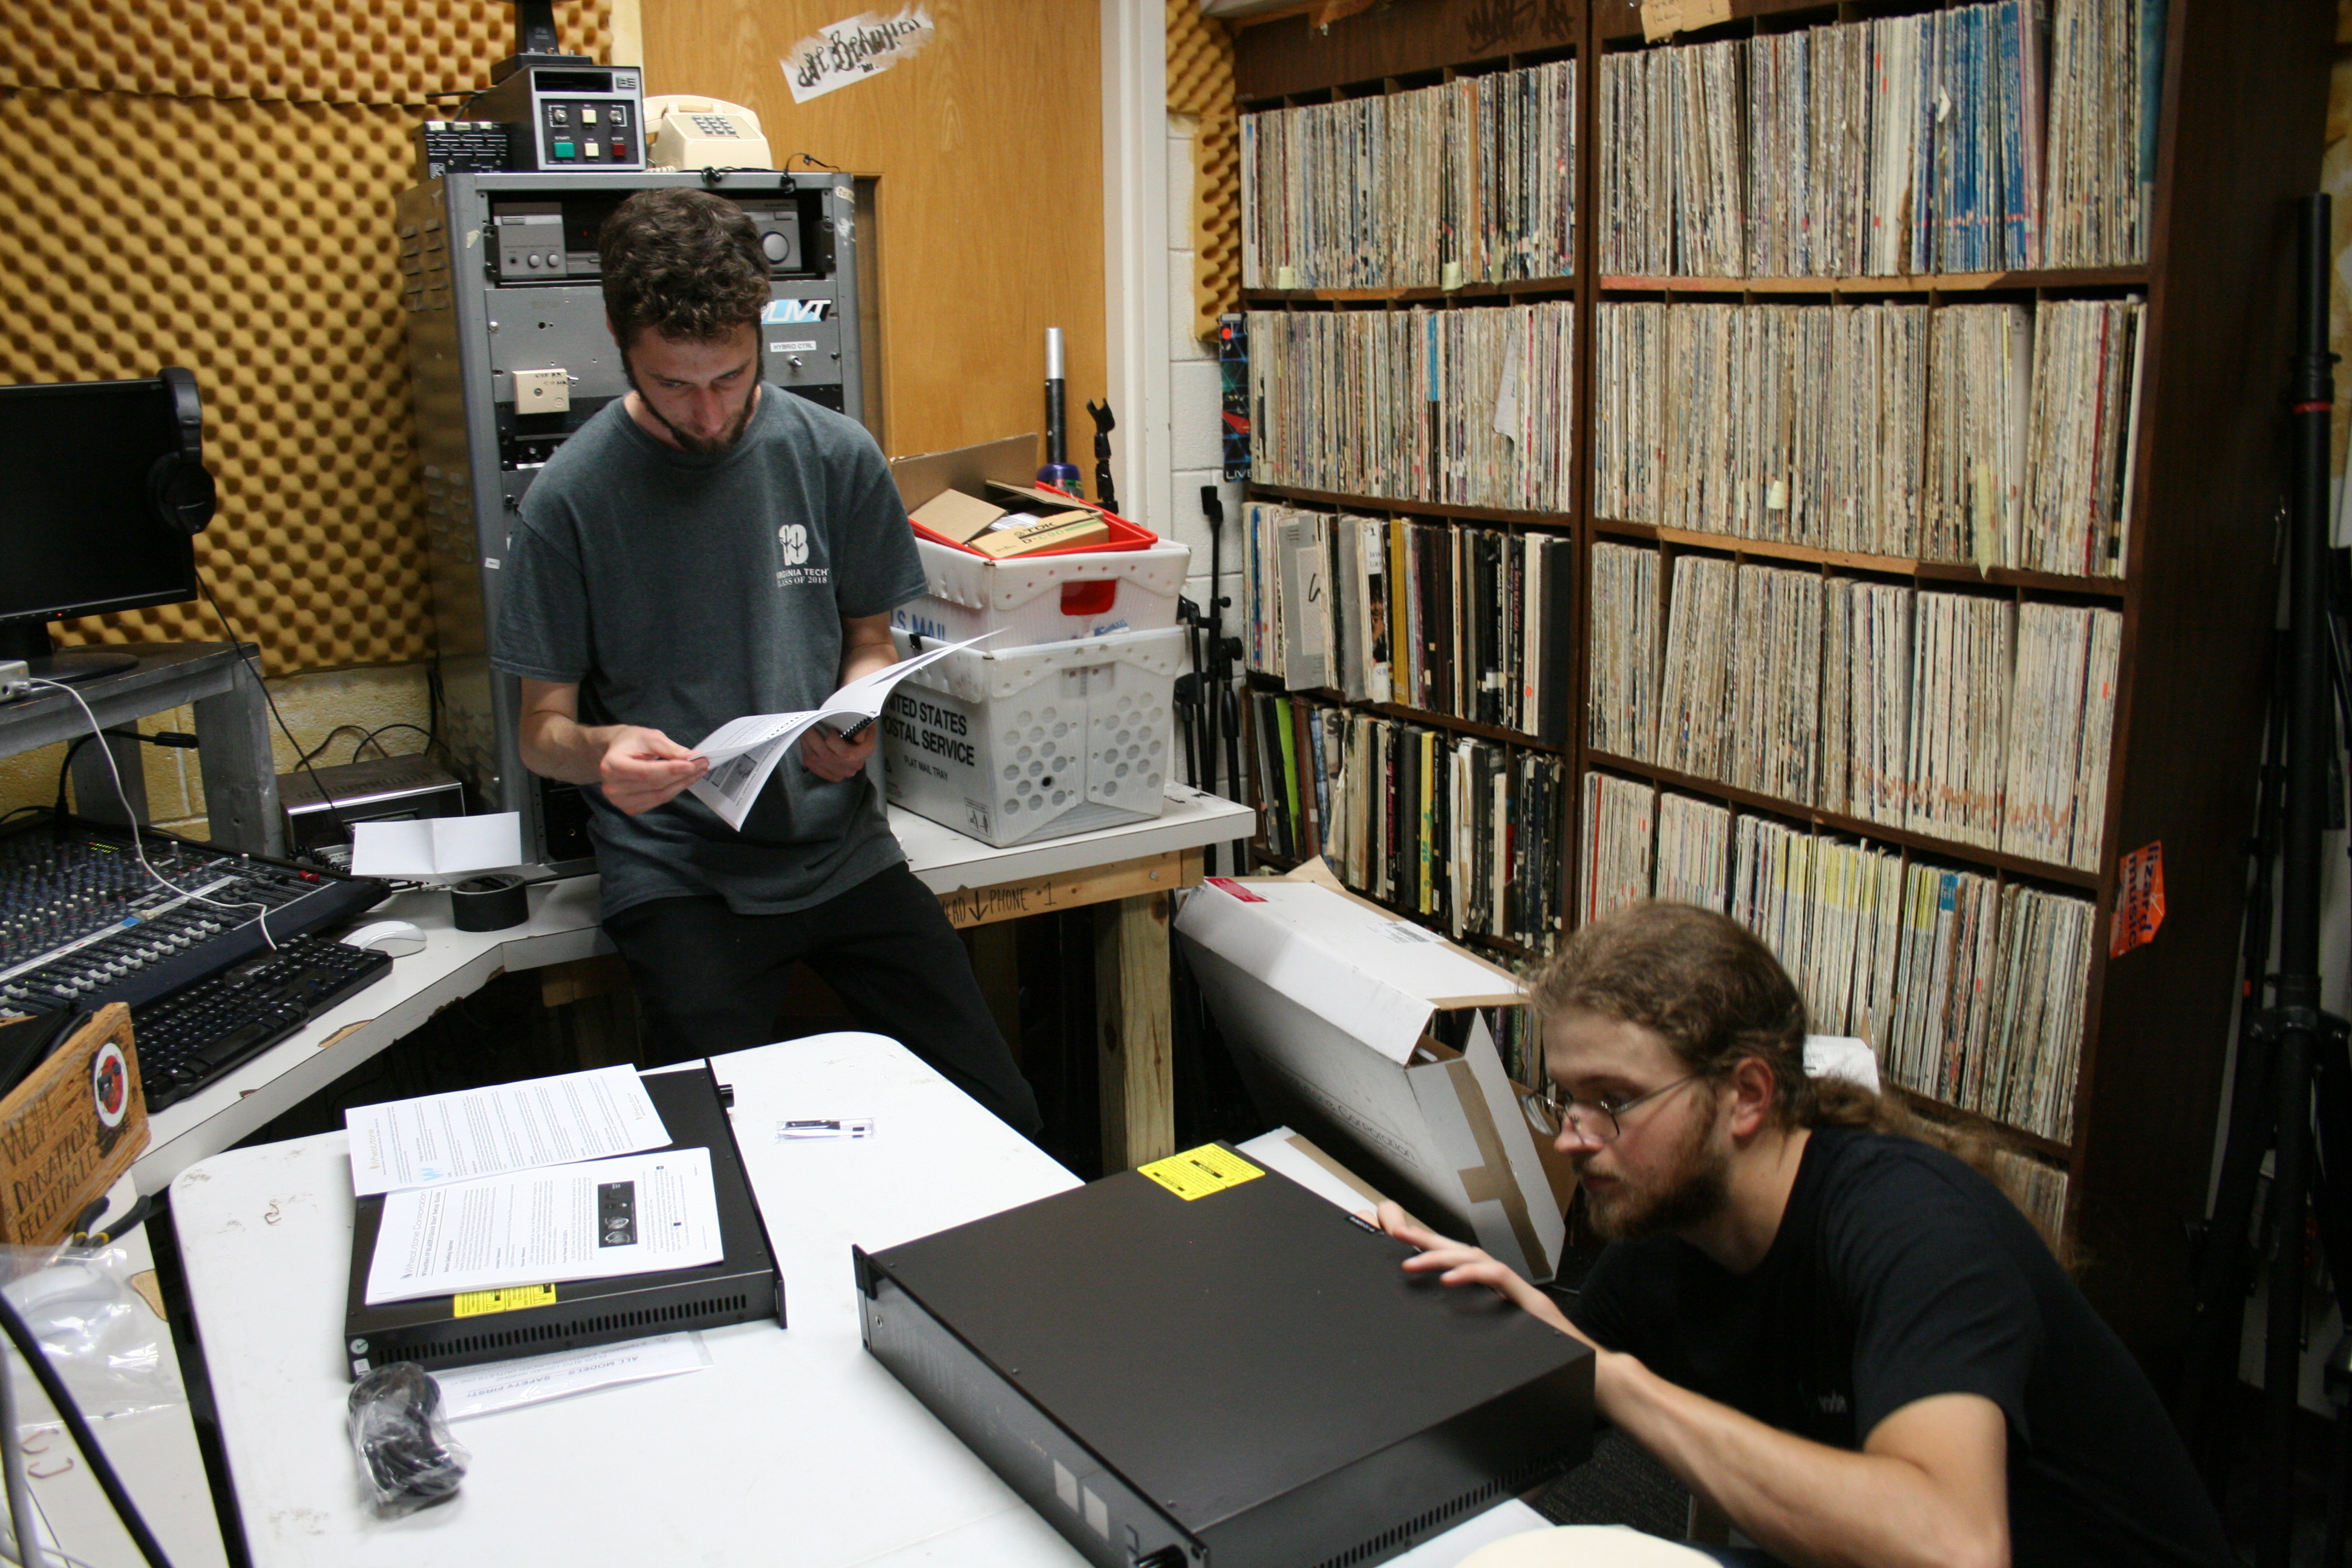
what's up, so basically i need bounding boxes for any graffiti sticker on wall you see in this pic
[784,6,935,105]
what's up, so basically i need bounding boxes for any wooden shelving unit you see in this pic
[1229,0,2333,1361]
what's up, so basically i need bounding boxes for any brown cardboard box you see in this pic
[908,486,1012,546]
[965,511,1110,560]
[985,480,1107,516]
[0,1004,147,1246]
[888,433,1038,514]
[1174,861,1573,1282]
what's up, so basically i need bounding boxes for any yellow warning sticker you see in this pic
[452,1284,556,1318]
[1139,1145,1265,1201]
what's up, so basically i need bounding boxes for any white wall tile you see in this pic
[1169,359,1224,469]
[1166,471,1244,564]
[1181,570,1248,616]
[1169,249,1209,361]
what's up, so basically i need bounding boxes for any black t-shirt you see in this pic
[1570,1127,2229,1568]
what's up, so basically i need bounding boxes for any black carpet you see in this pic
[1530,1427,1691,1540]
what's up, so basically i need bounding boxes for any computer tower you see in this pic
[395,170,880,873]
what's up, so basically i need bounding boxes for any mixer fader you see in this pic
[0,817,388,1019]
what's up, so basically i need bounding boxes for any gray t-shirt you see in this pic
[491,385,927,919]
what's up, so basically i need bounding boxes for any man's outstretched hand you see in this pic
[1370,1201,1591,1345]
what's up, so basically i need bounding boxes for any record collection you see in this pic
[1243,503,1575,744]
[1586,542,1659,763]
[1598,0,2158,279]
[1247,301,1576,512]
[1579,771,2094,1153]
[1241,57,1576,290]
[1247,691,1567,955]
[1591,296,2143,575]
[1590,549,2122,875]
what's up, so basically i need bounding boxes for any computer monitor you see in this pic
[0,376,201,681]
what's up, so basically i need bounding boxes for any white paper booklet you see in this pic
[365,1146,725,1305]
[348,812,524,878]
[686,635,987,829]
[345,1065,670,1197]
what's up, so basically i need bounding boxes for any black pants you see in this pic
[603,862,1042,1135]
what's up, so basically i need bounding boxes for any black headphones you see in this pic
[148,366,218,536]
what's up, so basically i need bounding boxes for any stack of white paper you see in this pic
[348,1066,727,1308]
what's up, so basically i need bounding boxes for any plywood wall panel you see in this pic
[642,0,1105,461]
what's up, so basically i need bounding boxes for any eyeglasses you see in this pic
[1521,1072,1704,1143]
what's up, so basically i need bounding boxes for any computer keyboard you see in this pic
[131,934,391,1112]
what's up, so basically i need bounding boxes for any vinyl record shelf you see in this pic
[1223,0,2332,1361]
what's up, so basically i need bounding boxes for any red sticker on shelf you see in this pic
[1207,877,1264,903]
[2110,841,2166,958]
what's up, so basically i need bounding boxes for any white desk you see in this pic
[167,1034,1552,1567]
[131,785,1253,1195]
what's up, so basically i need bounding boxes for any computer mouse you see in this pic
[343,921,427,958]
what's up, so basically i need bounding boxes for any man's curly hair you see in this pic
[599,189,769,345]
[1535,901,2071,1261]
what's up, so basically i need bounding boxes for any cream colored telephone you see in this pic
[643,95,775,171]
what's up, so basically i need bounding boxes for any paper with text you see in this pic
[437,1331,713,1420]
[345,1065,670,1197]
[365,1147,724,1305]
[686,634,987,829]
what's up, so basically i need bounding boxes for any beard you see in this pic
[1579,1093,1731,1243]
[624,361,757,454]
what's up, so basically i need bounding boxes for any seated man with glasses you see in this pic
[1378,901,2227,1568]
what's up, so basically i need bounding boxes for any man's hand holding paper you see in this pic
[685,633,989,829]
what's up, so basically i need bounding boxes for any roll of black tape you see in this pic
[448,873,529,932]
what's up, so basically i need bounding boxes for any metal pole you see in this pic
[2259,190,2337,1568]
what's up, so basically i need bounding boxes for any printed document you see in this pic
[365,1147,725,1305]
[436,1332,712,1420]
[345,1065,670,1197]
[687,634,986,829]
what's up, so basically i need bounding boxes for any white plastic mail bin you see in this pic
[881,626,1185,847]
[891,537,1191,647]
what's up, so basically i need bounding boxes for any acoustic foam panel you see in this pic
[0,1,612,672]
[1168,0,1240,342]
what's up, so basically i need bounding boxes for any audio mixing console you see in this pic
[0,816,388,1022]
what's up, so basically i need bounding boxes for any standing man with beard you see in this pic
[1379,902,2227,1568]
[492,188,1040,1135]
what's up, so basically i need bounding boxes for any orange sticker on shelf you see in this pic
[2110,841,2166,958]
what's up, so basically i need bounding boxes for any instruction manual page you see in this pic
[688,634,985,829]
[365,1146,725,1305]
[345,1065,670,1198]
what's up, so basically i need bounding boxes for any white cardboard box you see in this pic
[1175,862,1576,1282]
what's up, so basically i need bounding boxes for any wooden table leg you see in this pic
[1094,890,1175,1171]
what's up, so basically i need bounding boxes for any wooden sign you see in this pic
[0,1004,148,1246]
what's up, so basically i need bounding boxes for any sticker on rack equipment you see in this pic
[453,1284,557,1318]
[1139,1145,1264,1201]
